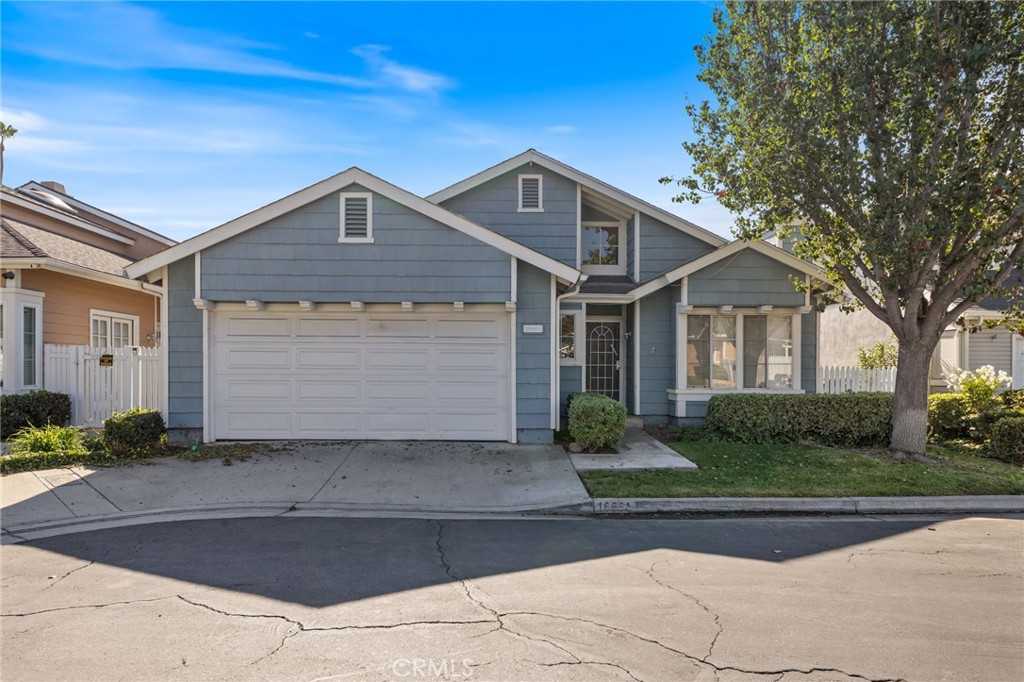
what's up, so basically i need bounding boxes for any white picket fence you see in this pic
[44,345,163,427]
[818,366,897,394]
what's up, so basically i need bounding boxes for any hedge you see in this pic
[568,392,627,452]
[1,390,72,440]
[103,408,167,459]
[989,416,1024,464]
[927,393,973,442]
[704,393,893,447]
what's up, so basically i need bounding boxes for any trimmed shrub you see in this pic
[568,393,627,452]
[927,393,974,442]
[989,416,1024,464]
[103,408,167,459]
[703,393,893,447]
[974,407,1021,442]
[1,390,72,440]
[1001,388,1024,413]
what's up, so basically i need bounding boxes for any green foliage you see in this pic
[989,417,1024,464]
[703,393,893,447]
[944,365,1013,413]
[927,393,974,442]
[1,390,72,439]
[973,407,1021,443]
[662,0,1024,454]
[568,393,627,452]
[103,408,167,459]
[1001,388,1024,412]
[857,341,898,370]
[0,424,113,474]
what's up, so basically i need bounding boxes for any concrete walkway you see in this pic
[1,441,592,541]
[568,427,697,471]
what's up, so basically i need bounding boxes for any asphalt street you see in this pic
[2,514,1022,681]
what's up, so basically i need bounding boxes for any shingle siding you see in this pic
[201,185,511,302]
[688,249,806,308]
[439,166,578,267]
[639,214,716,281]
[637,285,677,418]
[801,309,818,393]
[516,263,553,443]
[167,257,203,433]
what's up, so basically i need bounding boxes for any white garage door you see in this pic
[211,305,511,440]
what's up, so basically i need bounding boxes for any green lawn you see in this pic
[580,440,1024,498]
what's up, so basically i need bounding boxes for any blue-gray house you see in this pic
[126,150,829,444]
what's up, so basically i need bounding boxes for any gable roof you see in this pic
[1,185,135,246]
[19,181,176,247]
[428,149,728,248]
[1,217,134,276]
[629,239,830,300]
[126,167,581,282]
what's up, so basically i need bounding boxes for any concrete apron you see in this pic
[0,441,593,542]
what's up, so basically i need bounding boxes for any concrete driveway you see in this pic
[1,441,591,539]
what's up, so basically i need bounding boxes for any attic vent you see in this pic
[518,174,543,212]
[340,193,373,243]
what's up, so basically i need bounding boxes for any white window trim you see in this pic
[518,174,544,212]
[20,301,43,390]
[673,308,804,396]
[90,309,141,347]
[580,220,627,275]
[339,192,374,243]
[558,310,585,366]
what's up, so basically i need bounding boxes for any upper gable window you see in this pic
[518,174,543,212]
[339,193,374,243]
[581,221,626,275]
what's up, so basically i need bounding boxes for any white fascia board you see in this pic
[630,240,830,300]
[20,181,177,246]
[2,191,136,246]
[428,149,727,248]
[2,257,156,293]
[126,167,581,283]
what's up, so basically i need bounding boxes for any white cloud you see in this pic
[0,109,48,133]
[351,45,456,96]
[546,125,576,134]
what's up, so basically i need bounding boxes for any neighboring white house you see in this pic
[819,270,1024,391]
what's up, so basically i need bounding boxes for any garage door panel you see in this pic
[297,317,361,337]
[222,348,291,369]
[296,381,360,400]
[225,317,291,337]
[223,380,291,401]
[213,310,511,441]
[296,348,360,369]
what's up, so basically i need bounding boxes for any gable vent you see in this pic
[340,193,373,242]
[518,174,543,212]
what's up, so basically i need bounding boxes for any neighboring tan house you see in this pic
[1,181,174,393]
[818,271,1024,391]
[126,150,831,444]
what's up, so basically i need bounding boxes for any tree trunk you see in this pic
[890,339,934,454]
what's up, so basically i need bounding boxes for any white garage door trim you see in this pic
[209,303,513,442]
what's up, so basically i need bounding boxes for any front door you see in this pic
[586,321,621,400]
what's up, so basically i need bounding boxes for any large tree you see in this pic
[663,1,1024,454]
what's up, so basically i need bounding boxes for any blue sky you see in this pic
[1,1,733,242]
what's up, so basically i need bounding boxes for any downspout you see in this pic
[553,273,588,430]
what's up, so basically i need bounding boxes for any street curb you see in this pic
[589,495,1024,515]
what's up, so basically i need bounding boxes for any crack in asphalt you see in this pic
[535,659,644,681]
[3,596,177,617]
[645,559,723,661]
[44,560,95,590]
[846,548,958,565]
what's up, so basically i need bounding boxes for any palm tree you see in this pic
[0,121,18,185]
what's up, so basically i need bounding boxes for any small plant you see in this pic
[943,365,1012,413]
[103,408,167,459]
[988,416,1024,464]
[1,390,72,439]
[1001,388,1024,413]
[8,424,89,457]
[856,340,898,370]
[568,393,627,452]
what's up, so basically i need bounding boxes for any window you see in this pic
[339,193,374,242]
[559,312,583,365]
[90,311,137,348]
[581,222,626,275]
[686,313,796,391]
[22,305,38,388]
[687,315,736,389]
[518,174,543,212]
[743,315,793,389]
